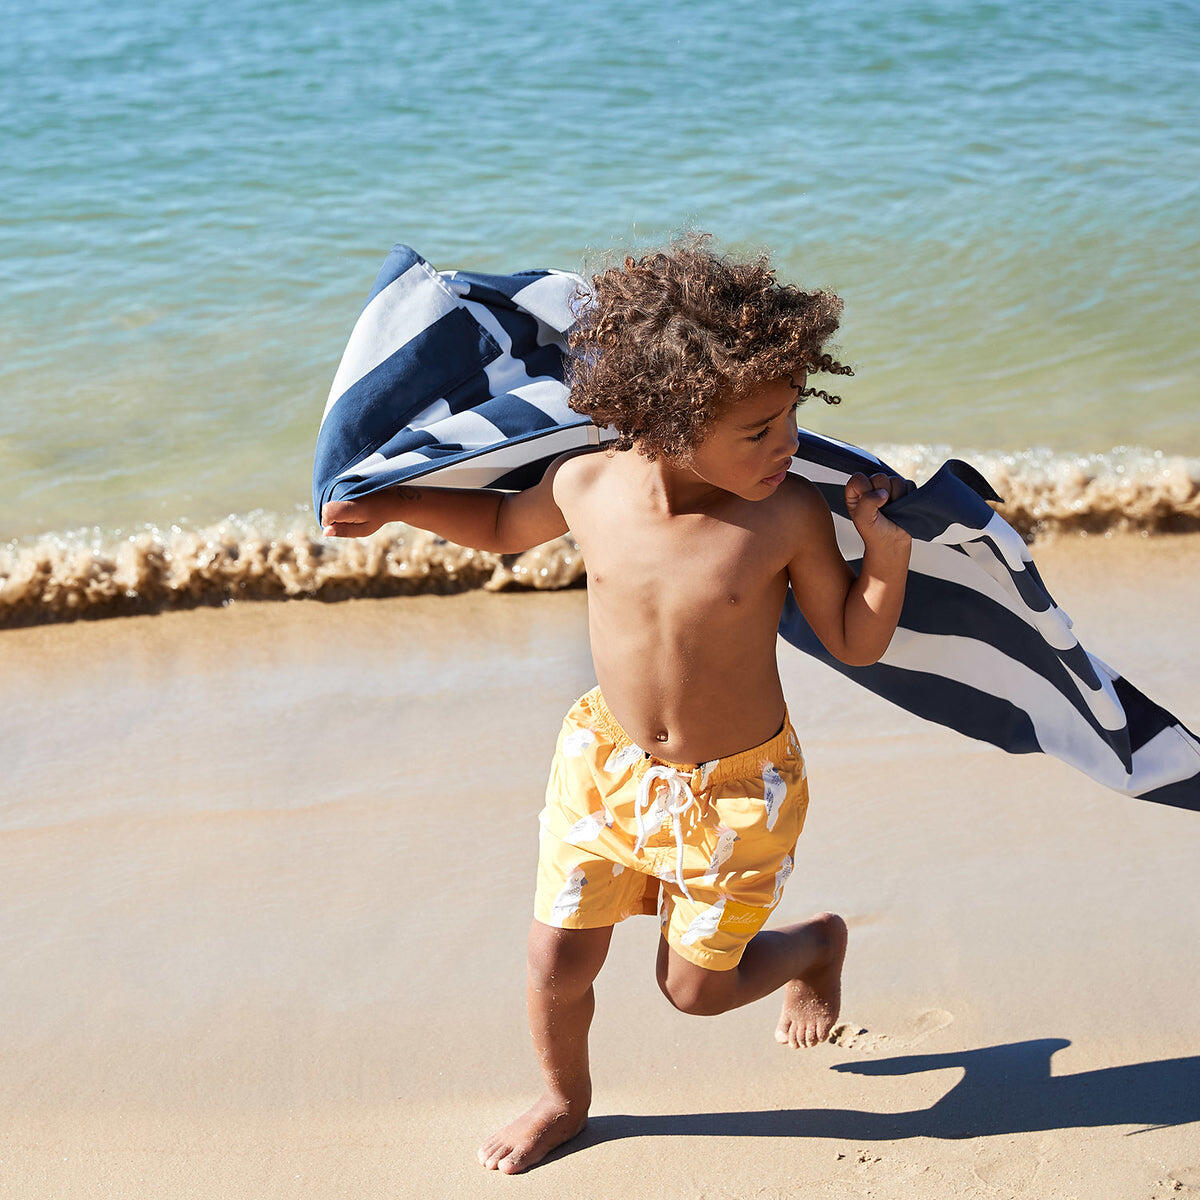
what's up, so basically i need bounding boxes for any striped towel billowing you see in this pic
[313,244,1200,812]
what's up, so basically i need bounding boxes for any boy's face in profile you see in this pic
[680,375,803,501]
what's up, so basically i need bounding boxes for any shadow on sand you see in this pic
[531,1039,1200,1170]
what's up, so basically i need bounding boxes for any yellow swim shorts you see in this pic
[534,685,810,971]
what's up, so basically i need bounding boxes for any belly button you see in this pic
[727,594,738,604]
[655,730,668,742]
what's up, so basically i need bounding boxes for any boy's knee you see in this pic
[526,920,610,996]
[657,961,732,1017]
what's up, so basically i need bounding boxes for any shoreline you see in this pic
[4,512,1200,631]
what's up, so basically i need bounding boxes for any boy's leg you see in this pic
[655,911,848,1048]
[478,919,613,1174]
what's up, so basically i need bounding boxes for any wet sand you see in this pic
[3,532,1198,1198]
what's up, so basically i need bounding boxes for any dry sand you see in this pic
[3,532,1198,1199]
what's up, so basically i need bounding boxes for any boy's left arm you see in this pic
[784,472,913,667]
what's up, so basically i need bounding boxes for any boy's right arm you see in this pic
[320,451,574,553]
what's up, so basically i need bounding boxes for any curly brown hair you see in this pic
[565,231,854,462]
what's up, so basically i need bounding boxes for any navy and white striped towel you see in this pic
[313,244,1199,812]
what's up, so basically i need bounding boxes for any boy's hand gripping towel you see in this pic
[313,244,1200,813]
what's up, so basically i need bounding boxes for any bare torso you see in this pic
[555,447,797,764]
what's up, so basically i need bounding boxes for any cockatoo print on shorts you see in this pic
[563,807,615,845]
[698,823,739,885]
[602,742,645,774]
[772,852,794,908]
[550,866,588,924]
[562,726,598,757]
[761,761,786,831]
[636,787,670,843]
[786,728,808,780]
[681,896,727,946]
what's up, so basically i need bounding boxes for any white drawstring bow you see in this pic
[633,764,707,900]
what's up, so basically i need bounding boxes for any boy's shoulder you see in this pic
[545,445,613,500]
[776,470,825,512]
[766,472,836,557]
[756,470,824,522]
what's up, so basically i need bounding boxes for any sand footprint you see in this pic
[827,1023,876,1052]
[901,1007,955,1046]
[828,1008,954,1054]
[1162,1165,1200,1193]
[972,1140,1042,1193]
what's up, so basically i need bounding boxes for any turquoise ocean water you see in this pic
[1,0,1198,619]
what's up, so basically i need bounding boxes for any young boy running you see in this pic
[321,233,914,1175]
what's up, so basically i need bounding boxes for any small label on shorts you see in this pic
[717,899,770,936]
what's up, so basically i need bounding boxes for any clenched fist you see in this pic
[845,471,914,548]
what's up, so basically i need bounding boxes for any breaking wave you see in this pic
[3,445,1197,628]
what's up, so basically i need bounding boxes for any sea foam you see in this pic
[2,446,1196,628]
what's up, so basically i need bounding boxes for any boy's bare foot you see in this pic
[477,1092,589,1175]
[774,912,848,1049]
